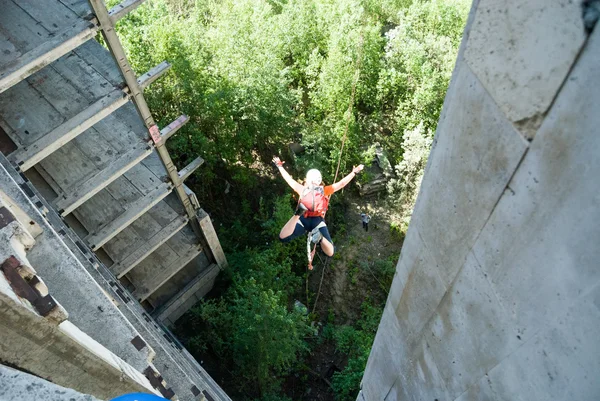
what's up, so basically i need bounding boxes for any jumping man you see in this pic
[273,156,363,256]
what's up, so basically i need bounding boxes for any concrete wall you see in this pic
[0,364,101,401]
[359,1,600,400]
[0,197,158,399]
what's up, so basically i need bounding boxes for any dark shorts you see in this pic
[280,216,333,245]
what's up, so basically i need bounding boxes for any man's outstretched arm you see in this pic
[273,156,304,194]
[331,164,364,193]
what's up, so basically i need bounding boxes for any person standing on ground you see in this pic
[273,156,363,256]
[360,212,371,232]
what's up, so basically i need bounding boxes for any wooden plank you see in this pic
[161,191,186,215]
[9,89,130,171]
[112,215,188,278]
[16,0,79,33]
[128,205,165,240]
[109,0,148,23]
[154,264,219,323]
[0,80,64,146]
[132,245,203,301]
[85,182,172,250]
[105,175,144,208]
[73,40,123,86]
[55,142,153,215]
[160,115,189,142]
[0,18,99,94]
[103,225,141,262]
[0,1,49,58]
[93,116,140,150]
[0,31,20,68]
[137,61,171,90]
[33,165,67,198]
[165,223,197,255]
[138,197,181,231]
[123,162,164,195]
[109,104,149,143]
[57,0,92,17]
[73,126,120,170]
[73,187,124,233]
[38,141,98,191]
[52,49,116,101]
[147,248,211,307]
[27,66,88,119]
[178,157,204,182]
[197,209,228,269]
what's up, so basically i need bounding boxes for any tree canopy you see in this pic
[112,0,469,399]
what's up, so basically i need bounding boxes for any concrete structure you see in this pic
[359,1,600,400]
[0,189,158,399]
[0,1,229,400]
[0,365,101,401]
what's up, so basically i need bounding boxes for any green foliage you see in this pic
[180,194,310,398]
[192,278,312,396]
[116,0,469,398]
[186,249,310,396]
[327,301,384,400]
[387,122,433,231]
[377,0,468,158]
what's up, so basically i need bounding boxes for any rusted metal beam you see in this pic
[0,256,60,318]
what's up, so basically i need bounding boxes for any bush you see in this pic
[328,301,384,400]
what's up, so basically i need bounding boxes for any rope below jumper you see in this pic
[306,31,365,272]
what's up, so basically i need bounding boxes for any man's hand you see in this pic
[352,164,364,174]
[273,156,284,167]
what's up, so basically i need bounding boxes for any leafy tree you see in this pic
[113,0,470,399]
[325,301,384,400]
[387,122,433,234]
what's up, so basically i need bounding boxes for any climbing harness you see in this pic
[306,222,326,270]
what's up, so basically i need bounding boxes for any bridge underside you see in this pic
[0,0,224,320]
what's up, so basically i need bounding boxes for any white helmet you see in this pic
[306,169,322,185]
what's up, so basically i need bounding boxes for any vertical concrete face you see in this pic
[360,2,600,401]
[464,0,586,126]
[0,364,101,401]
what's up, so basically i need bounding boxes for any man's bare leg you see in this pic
[279,215,300,239]
[321,238,334,257]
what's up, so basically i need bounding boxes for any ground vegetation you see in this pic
[111,0,469,399]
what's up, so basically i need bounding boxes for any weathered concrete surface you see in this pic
[472,24,600,342]
[424,252,520,398]
[0,263,157,399]
[0,364,101,401]
[360,3,600,401]
[412,59,528,290]
[0,162,155,372]
[0,154,231,401]
[156,263,220,326]
[464,0,586,128]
